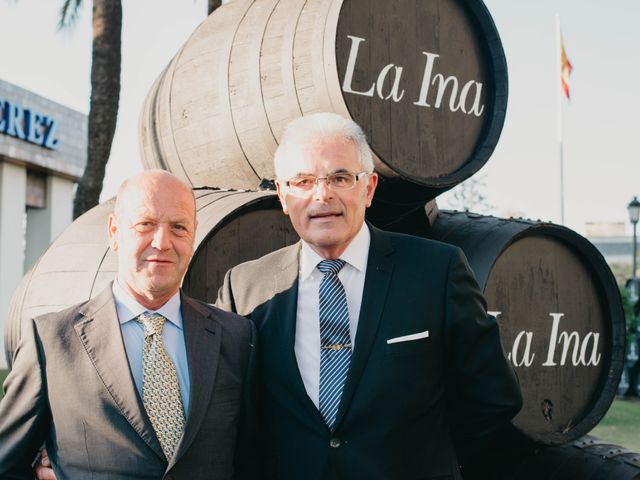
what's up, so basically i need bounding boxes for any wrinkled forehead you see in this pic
[116,181,196,223]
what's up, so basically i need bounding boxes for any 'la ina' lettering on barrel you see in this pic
[341,35,485,116]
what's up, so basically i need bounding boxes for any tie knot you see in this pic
[136,312,166,337]
[317,259,346,276]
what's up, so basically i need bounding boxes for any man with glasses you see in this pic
[217,112,522,479]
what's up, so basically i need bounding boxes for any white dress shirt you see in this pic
[294,223,370,408]
[112,281,191,415]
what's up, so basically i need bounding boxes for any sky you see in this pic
[1,0,639,235]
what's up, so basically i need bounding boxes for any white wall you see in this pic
[25,175,74,271]
[0,162,27,369]
[1,165,75,369]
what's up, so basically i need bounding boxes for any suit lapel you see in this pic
[334,225,394,429]
[73,286,165,461]
[272,244,327,425]
[169,293,220,469]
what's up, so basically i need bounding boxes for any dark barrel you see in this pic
[139,0,507,217]
[4,189,298,366]
[494,436,640,480]
[425,210,626,445]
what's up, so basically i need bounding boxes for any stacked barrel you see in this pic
[138,0,506,227]
[5,0,638,477]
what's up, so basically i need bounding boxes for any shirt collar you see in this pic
[112,279,183,329]
[299,222,370,281]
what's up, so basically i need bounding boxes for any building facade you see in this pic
[0,79,87,368]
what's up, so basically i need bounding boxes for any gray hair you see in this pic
[274,112,374,179]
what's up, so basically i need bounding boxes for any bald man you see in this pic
[0,170,255,480]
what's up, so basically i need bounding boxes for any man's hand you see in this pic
[34,448,56,480]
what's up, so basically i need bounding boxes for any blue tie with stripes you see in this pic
[317,259,351,430]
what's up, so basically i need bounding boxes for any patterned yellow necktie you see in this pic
[136,312,185,460]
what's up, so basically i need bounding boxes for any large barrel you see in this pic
[139,0,507,210]
[4,189,298,366]
[426,211,626,445]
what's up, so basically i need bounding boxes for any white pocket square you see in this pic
[386,330,430,344]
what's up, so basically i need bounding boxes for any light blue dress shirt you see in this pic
[112,281,191,416]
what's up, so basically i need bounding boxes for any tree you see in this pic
[58,0,122,219]
[208,0,221,15]
[440,175,494,215]
[63,1,223,218]
[621,283,640,397]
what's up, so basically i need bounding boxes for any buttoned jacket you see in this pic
[216,224,522,480]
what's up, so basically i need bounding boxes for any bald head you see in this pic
[108,170,197,310]
[113,170,196,222]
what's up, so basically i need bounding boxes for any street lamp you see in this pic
[628,196,640,278]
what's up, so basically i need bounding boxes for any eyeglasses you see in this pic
[285,171,369,193]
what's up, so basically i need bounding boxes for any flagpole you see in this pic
[556,13,565,225]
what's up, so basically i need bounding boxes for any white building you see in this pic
[0,79,87,368]
[585,222,635,280]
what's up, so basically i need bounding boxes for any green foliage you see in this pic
[590,399,640,451]
[442,175,494,215]
[0,369,8,401]
[620,286,638,333]
[609,263,633,288]
[58,0,84,29]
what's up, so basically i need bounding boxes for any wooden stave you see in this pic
[139,0,507,199]
[139,0,261,188]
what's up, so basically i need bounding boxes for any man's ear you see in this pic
[107,214,119,252]
[275,180,289,215]
[365,172,379,208]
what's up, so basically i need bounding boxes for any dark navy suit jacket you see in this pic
[217,225,522,480]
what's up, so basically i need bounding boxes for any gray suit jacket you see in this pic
[0,285,254,480]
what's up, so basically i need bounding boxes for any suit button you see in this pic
[329,438,341,448]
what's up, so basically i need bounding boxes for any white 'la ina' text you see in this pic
[341,35,485,117]
[489,312,602,368]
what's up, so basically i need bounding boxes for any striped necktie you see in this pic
[136,312,185,460]
[317,259,352,430]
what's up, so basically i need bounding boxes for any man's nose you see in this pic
[151,225,171,250]
[312,178,333,202]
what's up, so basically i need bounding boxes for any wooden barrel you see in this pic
[139,0,507,207]
[494,436,640,480]
[425,211,626,446]
[4,189,298,366]
[4,200,116,364]
[460,433,640,480]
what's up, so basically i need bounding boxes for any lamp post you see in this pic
[627,197,640,397]
[628,197,640,279]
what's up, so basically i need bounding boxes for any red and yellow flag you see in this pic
[560,35,573,99]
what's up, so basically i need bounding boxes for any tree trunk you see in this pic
[208,0,222,15]
[73,0,122,219]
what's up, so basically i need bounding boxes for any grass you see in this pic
[590,397,640,451]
